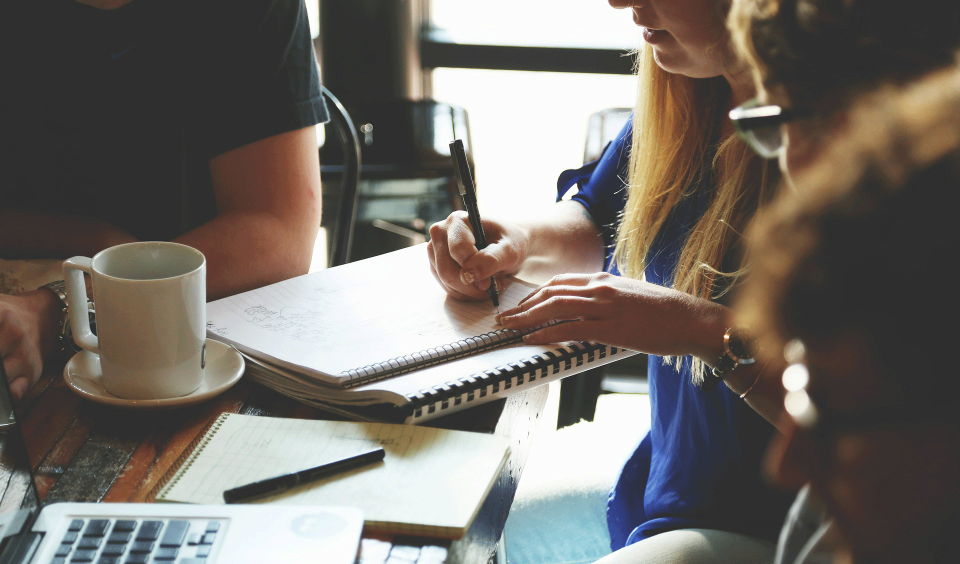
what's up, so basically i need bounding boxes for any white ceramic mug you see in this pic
[63,242,207,400]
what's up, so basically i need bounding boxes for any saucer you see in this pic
[63,339,245,410]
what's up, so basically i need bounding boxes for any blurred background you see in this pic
[309,0,638,267]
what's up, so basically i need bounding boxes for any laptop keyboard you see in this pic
[50,518,224,564]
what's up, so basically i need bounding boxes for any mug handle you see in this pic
[63,257,98,354]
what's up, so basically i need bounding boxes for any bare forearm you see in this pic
[686,302,786,428]
[195,126,320,300]
[514,200,606,283]
[723,362,787,430]
[175,209,319,301]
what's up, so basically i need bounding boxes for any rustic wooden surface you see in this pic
[2,367,549,564]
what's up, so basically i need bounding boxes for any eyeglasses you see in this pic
[729,98,808,159]
[781,339,952,441]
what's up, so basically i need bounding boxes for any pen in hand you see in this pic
[449,139,500,310]
[222,447,385,504]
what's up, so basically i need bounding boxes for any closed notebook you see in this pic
[154,413,510,539]
[206,245,637,423]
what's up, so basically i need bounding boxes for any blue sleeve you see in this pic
[556,118,632,271]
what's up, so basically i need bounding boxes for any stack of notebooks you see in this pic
[207,245,637,423]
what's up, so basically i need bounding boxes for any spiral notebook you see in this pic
[207,245,637,423]
[154,413,510,539]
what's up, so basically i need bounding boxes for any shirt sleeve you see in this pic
[192,0,329,159]
[556,117,632,271]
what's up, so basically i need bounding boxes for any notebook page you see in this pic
[157,414,510,538]
[206,245,536,385]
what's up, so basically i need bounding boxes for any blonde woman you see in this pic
[428,0,790,562]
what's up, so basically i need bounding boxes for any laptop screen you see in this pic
[0,360,42,556]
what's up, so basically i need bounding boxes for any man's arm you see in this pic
[0,125,321,297]
[176,125,321,300]
[0,125,320,400]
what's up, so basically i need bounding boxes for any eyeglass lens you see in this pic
[744,126,783,159]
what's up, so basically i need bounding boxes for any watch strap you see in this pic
[704,356,736,391]
[702,327,756,392]
[38,280,92,358]
[39,279,68,308]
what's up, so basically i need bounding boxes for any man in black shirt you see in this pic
[0,0,329,399]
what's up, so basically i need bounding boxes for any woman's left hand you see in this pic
[497,272,728,361]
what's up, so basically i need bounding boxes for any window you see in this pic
[426,0,639,216]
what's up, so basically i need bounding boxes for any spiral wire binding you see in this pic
[341,328,532,388]
[405,341,618,419]
[151,412,230,501]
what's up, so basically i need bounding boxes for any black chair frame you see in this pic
[320,85,362,268]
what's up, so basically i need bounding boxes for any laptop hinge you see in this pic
[0,509,41,564]
[0,531,41,564]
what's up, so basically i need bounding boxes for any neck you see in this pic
[720,67,755,138]
[723,67,756,109]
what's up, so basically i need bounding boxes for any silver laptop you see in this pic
[0,362,364,564]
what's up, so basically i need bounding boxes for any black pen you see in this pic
[222,447,385,504]
[449,139,500,309]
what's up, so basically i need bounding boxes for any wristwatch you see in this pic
[38,280,96,358]
[702,327,756,391]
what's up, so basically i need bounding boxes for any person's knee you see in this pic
[595,529,774,564]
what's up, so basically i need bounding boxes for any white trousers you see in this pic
[594,529,775,564]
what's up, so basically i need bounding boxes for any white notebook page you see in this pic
[206,245,536,384]
[157,414,510,537]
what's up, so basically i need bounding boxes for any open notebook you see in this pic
[207,245,637,422]
[154,413,510,539]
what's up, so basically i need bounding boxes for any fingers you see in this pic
[427,215,488,300]
[427,250,482,302]
[520,320,603,346]
[0,295,50,400]
[458,251,499,290]
[8,374,29,403]
[439,211,479,266]
[1,351,39,403]
[517,274,595,306]
[498,293,596,329]
[428,211,512,299]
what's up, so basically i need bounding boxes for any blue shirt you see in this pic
[558,119,790,549]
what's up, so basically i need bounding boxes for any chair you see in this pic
[320,86,362,267]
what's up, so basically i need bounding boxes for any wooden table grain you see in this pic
[2,367,549,564]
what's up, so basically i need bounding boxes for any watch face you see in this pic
[727,328,756,362]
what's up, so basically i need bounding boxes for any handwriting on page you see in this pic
[206,260,537,376]
[229,283,529,343]
[204,247,542,378]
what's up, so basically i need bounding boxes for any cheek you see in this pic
[782,129,820,181]
[824,433,960,556]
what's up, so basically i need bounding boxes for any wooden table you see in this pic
[1,368,550,564]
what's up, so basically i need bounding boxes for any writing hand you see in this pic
[496,273,727,361]
[427,211,528,301]
[0,290,59,402]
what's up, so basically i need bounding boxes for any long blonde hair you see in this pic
[612,46,778,383]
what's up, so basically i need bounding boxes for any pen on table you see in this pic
[222,447,385,504]
[449,139,500,311]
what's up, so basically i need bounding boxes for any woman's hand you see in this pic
[497,272,728,361]
[0,290,59,401]
[427,211,530,301]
